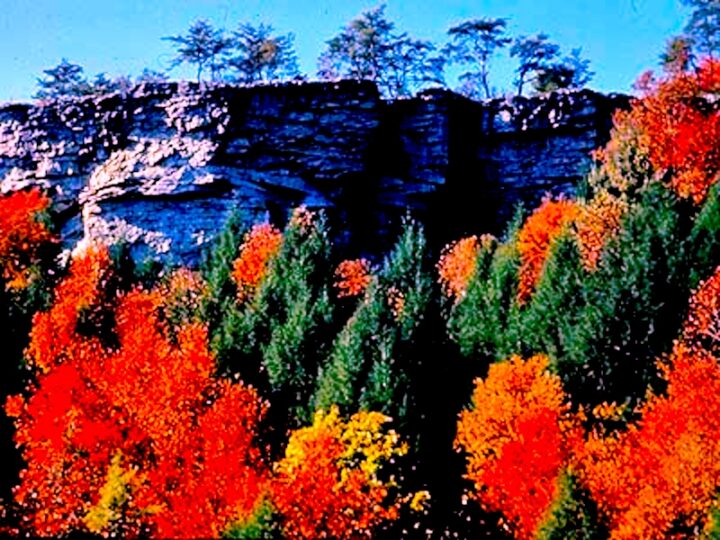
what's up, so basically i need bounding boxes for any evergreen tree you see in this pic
[201,208,247,332]
[536,473,606,540]
[553,186,690,407]
[448,210,524,361]
[687,183,720,288]
[521,233,587,362]
[34,59,91,99]
[313,218,432,423]
[208,209,334,428]
[255,210,334,425]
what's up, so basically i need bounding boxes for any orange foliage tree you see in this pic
[596,59,720,204]
[272,406,409,539]
[683,266,720,349]
[455,355,580,539]
[232,222,283,302]
[441,192,622,305]
[333,258,372,298]
[6,245,268,538]
[0,188,54,290]
[517,197,578,304]
[574,267,720,538]
[25,243,112,374]
[437,236,483,301]
[575,344,720,538]
[575,190,627,271]
[158,267,208,330]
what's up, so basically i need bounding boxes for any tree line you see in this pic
[33,2,720,102]
[34,5,594,102]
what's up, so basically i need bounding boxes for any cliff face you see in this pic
[0,80,628,261]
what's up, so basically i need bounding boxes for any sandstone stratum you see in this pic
[0,80,628,261]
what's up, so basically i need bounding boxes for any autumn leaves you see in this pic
[3,54,720,539]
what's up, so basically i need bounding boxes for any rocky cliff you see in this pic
[0,80,629,261]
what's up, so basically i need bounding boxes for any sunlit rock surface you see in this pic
[0,80,628,262]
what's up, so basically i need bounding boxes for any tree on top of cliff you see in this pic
[659,35,697,74]
[229,23,300,83]
[510,33,560,96]
[136,68,169,84]
[533,48,594,93]
[442,17,511,100]
[34,59,92,100]
[34,61,155,101]
[91,73,134,95]
[317,4,444,98]
[382,36,445,98]
[318,5,393,83]
[164,19,232,82]
[681,0,720,56]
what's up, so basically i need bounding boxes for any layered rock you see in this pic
[0,80,628,262]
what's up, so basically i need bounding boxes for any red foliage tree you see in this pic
[683,266,720,349]
[596,58,720,204]
[333,258,372,298]
[6,245,268,538]
[517,197,578,304]
[272,407,409,539]
[455,355,580,539]
[232,222,283,302]
[575,267,720,538]
[0,188,54,290]
[575,344,720,538]
[25,243,111,374]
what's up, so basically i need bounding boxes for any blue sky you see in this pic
[0,0,686,102]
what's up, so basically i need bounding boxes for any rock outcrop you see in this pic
[0,80,629,261]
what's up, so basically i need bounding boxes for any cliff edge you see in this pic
[0,80,629,261]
